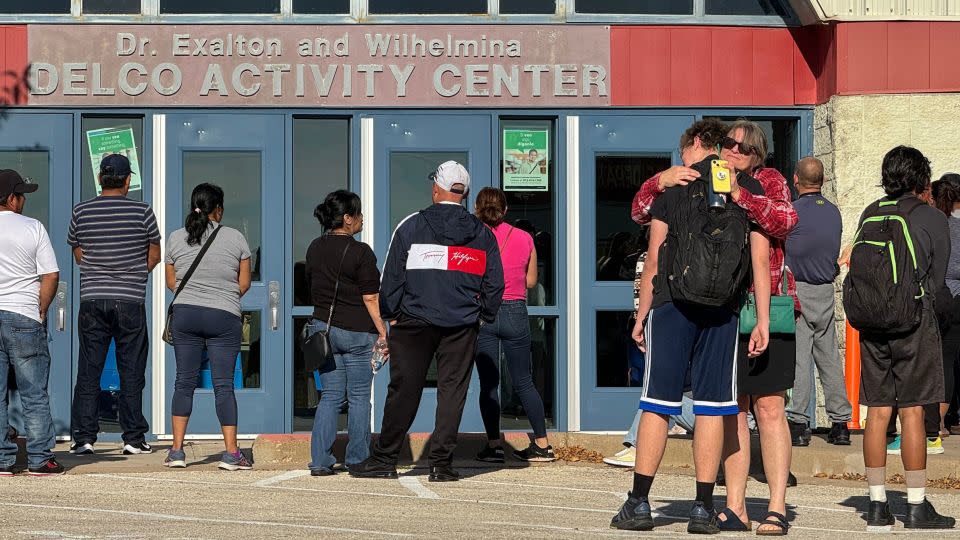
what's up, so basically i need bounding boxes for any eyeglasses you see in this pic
[721,136,759,157]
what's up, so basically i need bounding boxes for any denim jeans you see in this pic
[0,311,55,468]
[476,300,548,439]
[624,392,697,447]
[307,320,375,470]
[72,300,149,445]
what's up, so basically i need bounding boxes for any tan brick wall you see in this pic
[811,92,960,426]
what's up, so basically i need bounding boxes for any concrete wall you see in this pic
[812,92,960,426]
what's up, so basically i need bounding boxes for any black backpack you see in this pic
[660,181,752,307]
[842,197,926,334]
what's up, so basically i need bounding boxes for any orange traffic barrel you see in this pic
[845,321,861,429]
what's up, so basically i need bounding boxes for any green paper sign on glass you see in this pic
[503,129,548,192]
[86,126,142,196]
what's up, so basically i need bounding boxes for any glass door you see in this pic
[165,114,285,434]
[0,113,74,437]
[578,114,693,430]
[370,114,492,433]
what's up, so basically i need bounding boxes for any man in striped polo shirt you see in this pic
[68,154,161,456]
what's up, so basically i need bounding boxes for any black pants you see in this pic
[372,315,478,467]
[72,300,149,445]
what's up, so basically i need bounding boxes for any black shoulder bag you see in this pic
[162,225,223,345]
[300,240,351,373]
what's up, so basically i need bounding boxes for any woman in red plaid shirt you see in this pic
[630,119,798,535]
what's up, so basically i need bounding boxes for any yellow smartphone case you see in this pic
[710,159,732,193]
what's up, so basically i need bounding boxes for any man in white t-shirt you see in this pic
[0,170,62,476]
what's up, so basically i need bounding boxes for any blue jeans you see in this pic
[476,300,548,439]
[624,393,697,447]
[0,311,55,468]
[307,320,375,470]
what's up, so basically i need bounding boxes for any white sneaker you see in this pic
[69,442,95,455]
[122,442,154,455]
[603,446,636,467]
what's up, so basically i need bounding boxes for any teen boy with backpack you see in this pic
[611,119,771,534]
[843,146,955,530]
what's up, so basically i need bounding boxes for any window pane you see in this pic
[293,118,350,307]
[500,317,556,430]
[500,0,555,14]
[369,0,486,15]
[0,151,48,230]
[575,0,692,14]
[597,311,641,387]
[238,311,261,389]
[84,0,140,14]
[0,0,69,13]
[500,119,555,305]
[161,0,279,13]
[293,0,350,13]
[82,117,145,203]
[705,0,787,15]
[595,155,670,282]
[182,151,262,281]
[389,151,467,232]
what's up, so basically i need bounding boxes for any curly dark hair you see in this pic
[679,118,728,153]
[881,146,931,198]
[932,173,960,216]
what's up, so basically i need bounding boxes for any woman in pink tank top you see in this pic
[472,188,555,463]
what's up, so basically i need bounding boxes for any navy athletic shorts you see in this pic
[638,301,739,416]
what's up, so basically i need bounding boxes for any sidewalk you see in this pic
[17,431,960,480]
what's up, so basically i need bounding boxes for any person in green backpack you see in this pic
[844,145,955,530]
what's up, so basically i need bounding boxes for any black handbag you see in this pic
[162,225,223,345]
[300,240,351,373]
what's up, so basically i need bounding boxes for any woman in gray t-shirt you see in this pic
[163,183,252,471]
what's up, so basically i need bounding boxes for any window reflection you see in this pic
[595,155,670,282]
[500,0,555,13]
[705,0,788,16]
[0,0,69,13]
[84,0,140,13]
[161,0,280,13]
[389,151,467,232]
[369,0,486,14]
[0,151,49,230]
[500,316,556,430]
[576,0,692,14]
[596,311,642,388]
[293,317,349,432]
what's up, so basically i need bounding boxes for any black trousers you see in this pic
[372,315,478,467]
[72,300,149,445]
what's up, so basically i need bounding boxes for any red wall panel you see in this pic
[930,24,960,89]
[753,29,796,105]
[0,26,29,105]
[886,23,930,91]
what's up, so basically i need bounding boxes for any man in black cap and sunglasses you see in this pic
[0,169,63,476]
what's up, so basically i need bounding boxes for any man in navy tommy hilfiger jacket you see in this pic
[350,160,503,483]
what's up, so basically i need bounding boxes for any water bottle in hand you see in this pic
[372,337,389,372]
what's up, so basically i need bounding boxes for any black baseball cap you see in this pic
[0,169,38,200]
[100,154,133,177]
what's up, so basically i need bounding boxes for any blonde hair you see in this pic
[728,119,768,169]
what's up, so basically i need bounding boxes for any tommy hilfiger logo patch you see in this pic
[407,244,486,275]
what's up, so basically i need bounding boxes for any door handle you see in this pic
[55,281,67,332]
[268,281,280,331]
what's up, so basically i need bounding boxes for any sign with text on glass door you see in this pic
[85,126,142,195]
[503,129,548,192]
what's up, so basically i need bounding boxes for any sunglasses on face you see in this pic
[721,136,759,157]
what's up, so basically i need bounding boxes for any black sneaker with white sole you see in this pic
[69,442,94,455]
[687,501,720,534]
[476,446,505,463]
[610,492,654,531]
[122,442,153,455]
[28,459,65,476]
[866,500,895,530]
[903,500,956,529]
[513,443,556,462]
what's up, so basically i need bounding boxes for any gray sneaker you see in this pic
[163,448,187,468]
[218,451,253,471]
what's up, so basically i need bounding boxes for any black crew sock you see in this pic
[695,481,715,510]
[632,473,654,499]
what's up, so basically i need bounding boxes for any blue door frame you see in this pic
[164,113,286,434]
[0,112,74,437]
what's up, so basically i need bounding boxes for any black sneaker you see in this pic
[69,442,94,455]
[475,446,505,463]
[789,421,810,447]
[610,492,654,531]
[122,442,153,455]
[28,458,65,476]
[310,467,336,477]
[0,465,13,477]
[828,422,851,445]
[903,499,956,529]
[513,443,557,462]
[428,465,460,482]
[687,501,720,534]
[348,458,399,479]
[866,500,895,530]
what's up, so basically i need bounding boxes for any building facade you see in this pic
[0,0,954,439]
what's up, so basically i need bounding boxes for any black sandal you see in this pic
[717,508,752,531]
[756,511,789,536]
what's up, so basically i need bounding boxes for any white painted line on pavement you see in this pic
[398,476,440,499]
[252,470,310,487]
[0,502,411,537]
[482,521,689,537]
